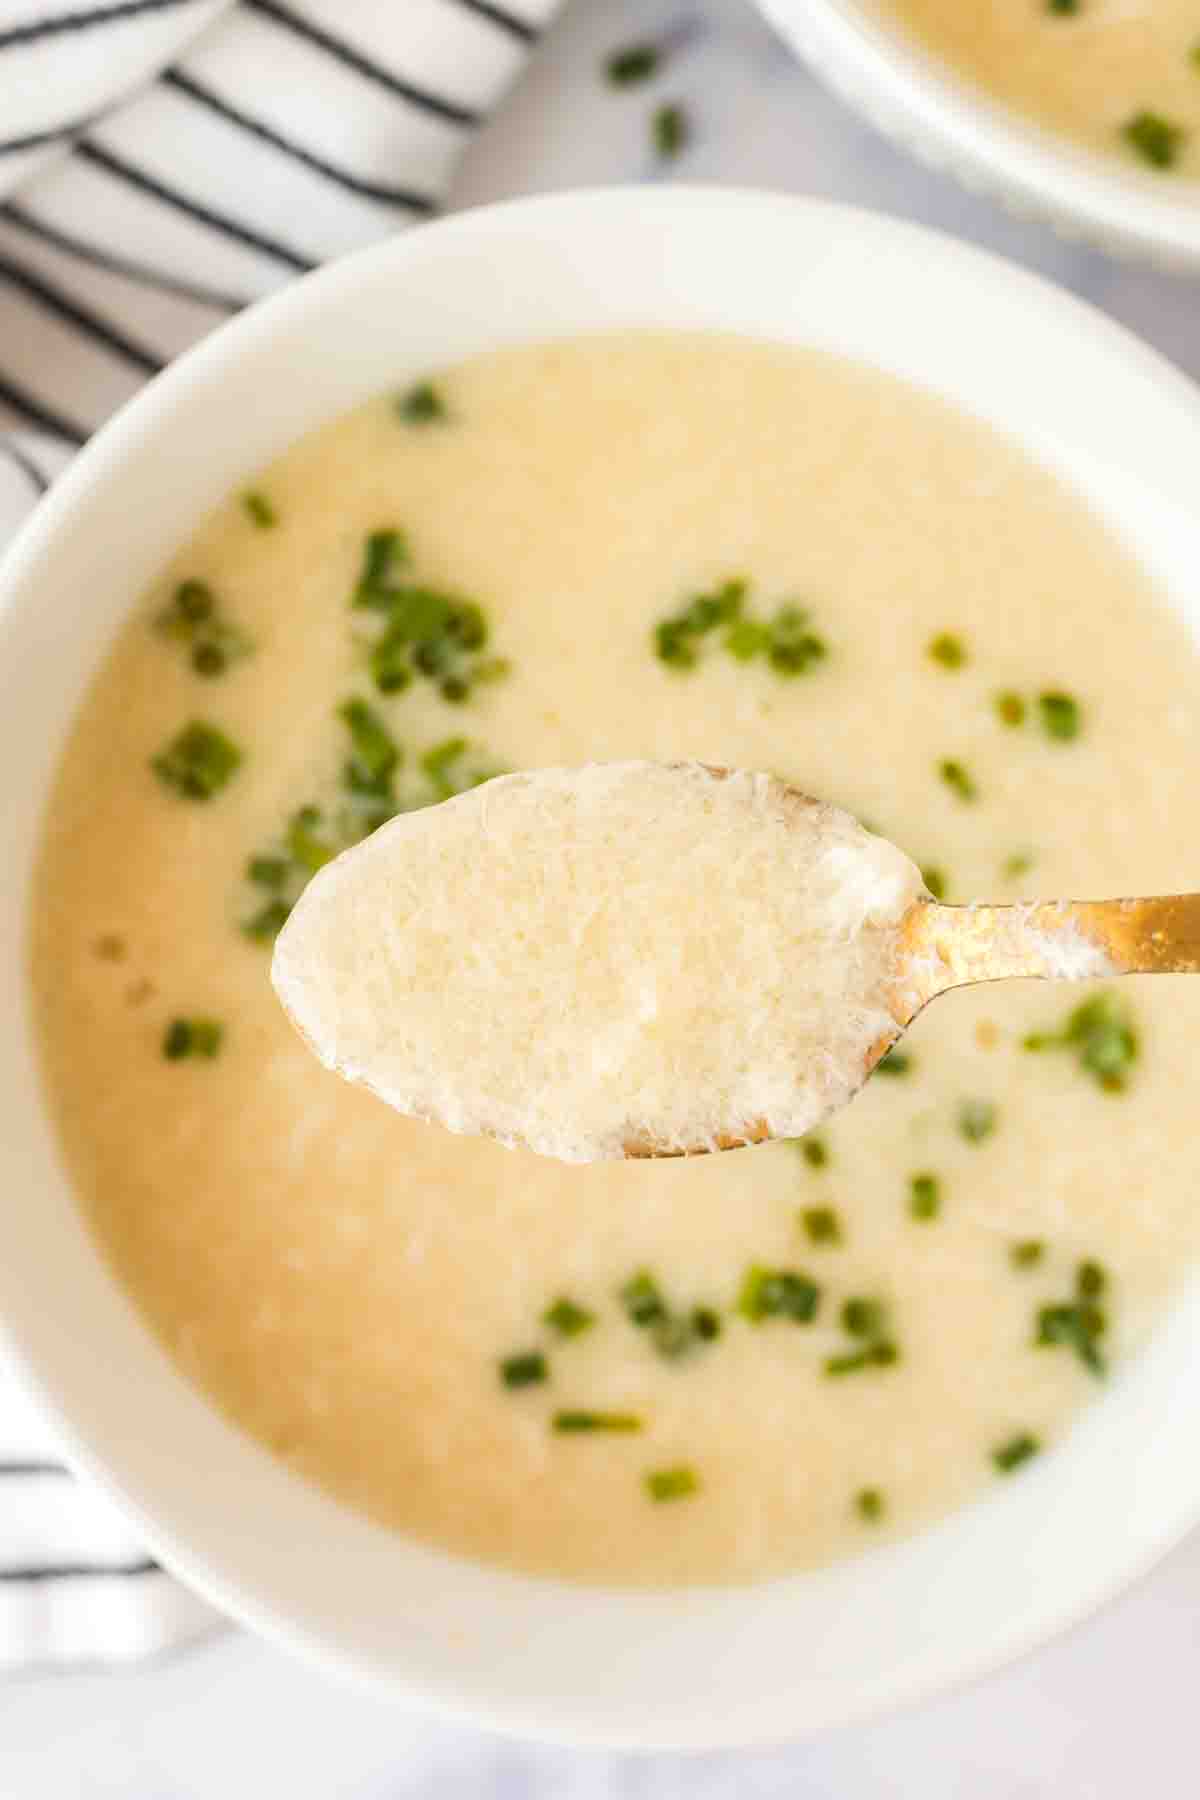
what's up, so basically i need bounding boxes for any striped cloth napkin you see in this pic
[0,0,557,1668]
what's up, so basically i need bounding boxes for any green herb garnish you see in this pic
[1002,851,1035,880]
[653,102,688,159]
[1023,991,1138,1092]
[826,1296,898,1375]
[619,1269,668,1328]
[242,490,276,528]
[800,1206,842,1246]
[155,581,252,679]
[553,1410,642,1433]
[1047,0,1079,13]
[242,898,291,943]
[285,805,336,874]
[1010,1239,1045,1269]
[921,866,947,901]
[958,1098,997,1143]
[500,1351,547,1389]
[163,1016,223,1060]
[992,1433,1040,1472]
[691,1306,722,1341]
[799,1134,828,1168]
[767,604,827,677]
[994,690,1026,727]
[738,1265,820,1324]
[928,633,966,669]
[605,42,661,85]
[543,1297,596,1339]
[1038,690,1082,741]
[909,1172,941,1221]
[938,759,977,802]
[855,1487,885,1522]
[1123,110,1185,168]
[1035,1263,1111,1375]
[645,1465,698,1501]
[398,382,446,424]
[339,698,399,796]
[152,721,242,800]
[354,529,408,604]
[874,1047,911,1076]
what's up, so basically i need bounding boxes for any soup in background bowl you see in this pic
[3,189,1200,1747]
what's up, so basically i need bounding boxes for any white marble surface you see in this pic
[4,1,1200,1793]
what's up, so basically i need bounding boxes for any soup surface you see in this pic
[32,333,1200,1585]
[873,0,1200,177]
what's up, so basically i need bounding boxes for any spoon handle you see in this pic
[893,894,1200,1023]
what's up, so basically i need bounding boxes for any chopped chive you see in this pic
[799,1134,828,1168]
[355,528,408,603]
[690,1305,722,1341]
[1010,1239,1045,1269]
[1023,991,1138,1091]
[921,865,947,901]
[875,1047,912,1076]
[992,1432,1040,1472]
[152,721,242,800]
[928,632,966,669]
[543,1296,596,1339]
[842,1296,885,1338]
[619,1270,668,1328]
[398,382,446,424]
[1077,1259,1107,1300]
[855,1487,885,1522]
[724,617,769,661]
[174,579,215,623]
[246,855,288,889]
[653,102,688,159]
[1002,850,1035,880]
[163,1016,223,1060]
[1122,110,1185,168]
[825,1341,899,1376]
[994,690,1026,727]
[645,1465,698,1501]
[286,805,335,873]
[1035,1295,1107,1375]
[909,1172,941,1221]
[1038,690,1082,741]
[339,697,399,797]
[242,898,291,943]
[242,490,276,528]
[441,674,470,704]
[800,1206,842,1247]
[553,1410,642,1433]
[605,41,661,84]
[938,759,977,803]
[422,736,469,799]
[1192,41,1200,70]
[1047,0,1079,12]
[738,1265,820,1324]
[500,1351,547,1389]
[958,1097,997,1143]
[191,641,227,678]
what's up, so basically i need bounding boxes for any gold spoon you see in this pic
[624,892,1200,1158]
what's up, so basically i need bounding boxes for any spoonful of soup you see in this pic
[272,759,1199,1164]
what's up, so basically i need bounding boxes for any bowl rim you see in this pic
[758,0,1200,269]
[4,186,1200,1750]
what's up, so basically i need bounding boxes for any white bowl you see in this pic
[3,188,1200,1749]
[760,0,1200,269]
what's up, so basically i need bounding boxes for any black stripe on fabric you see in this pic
[0,0,197,52]
[75,141,316,275]
[0,114,97,156]
[161,69,436,212]
[450,0,537,44]
[0,373,87,445]
[0,247,164,376]
[0,1558,160,1582]
[245,0,479,128]
[1,203,243,312]
[0,441,50,496]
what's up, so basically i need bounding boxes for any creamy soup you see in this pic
[31,334,1200,1586]
[873,0,1200,177]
